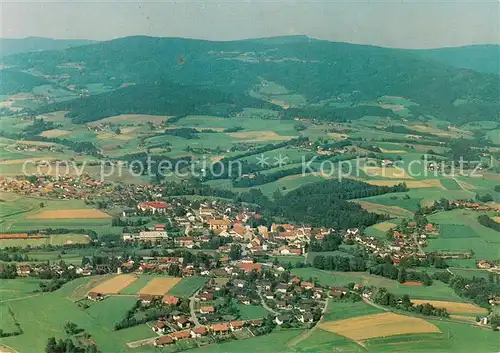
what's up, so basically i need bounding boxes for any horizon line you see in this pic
[1,34,499,51]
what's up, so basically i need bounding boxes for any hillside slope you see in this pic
[4,36,499,123]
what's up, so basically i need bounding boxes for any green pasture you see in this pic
[167,276,208,297]
[85,296,138,329]
[322,300,383,322]
[0,278,47,301]
[427,209,500,259]
[236,304,268,320]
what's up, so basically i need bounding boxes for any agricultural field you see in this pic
[410,300,488,315]
[427,209,500,260]
[137,277,182,296]
[90,274,138,294]
[322,300,383,322]
[0,278,47,301]
[0,233,90,248]
[25,208,111,220]
[166,276,208,297]
[319,312,441,341]
[84,296,139,329]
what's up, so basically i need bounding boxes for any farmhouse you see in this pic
[230,321,245,331]
[171,329,190,340]
[152,321,168,333]
[137,201,172,214]
[200,305,215,314]
[87,292,104,301]
[162,295,180,306]
[138,230,169,241]
[211,322,230,335]
[208,218,231,231]
[190,326,208,338]
[155,336,174,347]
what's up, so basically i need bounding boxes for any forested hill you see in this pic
[409,45,500,75]
[3,35,499,123]
[40,80,280,124]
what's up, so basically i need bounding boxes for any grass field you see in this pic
[319,312,440,342]
[189,328,305,353]
[355,200,413,218]
[322,300,383,322]
[291,268,463,301]
[85,296,138,329]
[0,234,90,248]
[166,276,207,297]
[0,304,19,333]
[293,328,364,353]
[0,278,47,301]
[236,304,269,320]
[427,209,500,259]
[26,209,111,220]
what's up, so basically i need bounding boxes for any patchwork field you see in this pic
[87,114,171,125]
[364,179,443,189]
[356,200,413,218]
[26,209,111,220]
[410,300,488,315]
[0,234,90,248]
[319,312,440,342]
[39,129,72,138]
[137,277,182,296]
[90,275,138,295]
[362,167,413,179]
[372,221,397,232]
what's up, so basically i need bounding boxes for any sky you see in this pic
[1,0,499,49]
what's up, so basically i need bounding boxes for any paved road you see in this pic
[287,297,329,347]
[189,289,201,326]
[257,288,278,315]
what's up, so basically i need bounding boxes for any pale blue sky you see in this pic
[1,0,499,48]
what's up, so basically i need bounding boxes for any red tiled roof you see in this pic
[237,262,262,273]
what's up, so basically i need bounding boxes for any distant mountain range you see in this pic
[409,45,499,75]
[1,35,498,124]
[0,37,97,57]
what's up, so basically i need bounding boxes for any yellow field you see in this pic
[87,114,171,126]
[411,300,488,314]
[0,157,57,165]
[450,315,478,323]
[319,312,440,342]
[90,274,138,294]
[379,148,407,154]
[40,129,72,138]
[26,209,111,220]
[227,131,293,142]
[363,179,442,188]
[491,217,500,223]
[373,222,397,232]
[357,201,413,217]
[137,277,182,296]
[363,167,413,179]
[327,132,348,140]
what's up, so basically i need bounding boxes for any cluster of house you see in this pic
[16,262,94,277]
[344,222,442,263]
[447,200,492,211]
[0,175,107,199]
[152,319,261,347]
[12,143,62,153]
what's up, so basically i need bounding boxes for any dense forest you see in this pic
[36,80,279,124]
